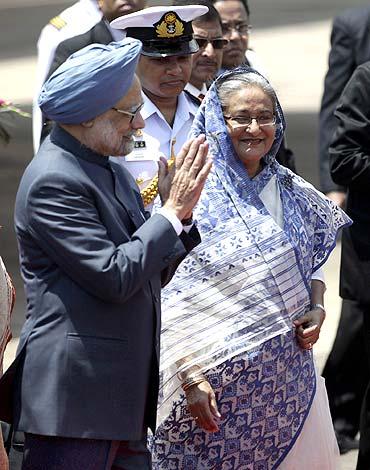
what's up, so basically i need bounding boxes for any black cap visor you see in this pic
[140,36,199,57]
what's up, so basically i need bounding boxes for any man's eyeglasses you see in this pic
[111,103,144,123]
[224,113,276,130]
[221,22,252,37]
[194,37,229,50]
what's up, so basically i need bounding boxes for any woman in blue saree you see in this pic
[152,68,350,469]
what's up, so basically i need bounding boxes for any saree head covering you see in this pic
[38,38,142,124]
[156,67,351,426]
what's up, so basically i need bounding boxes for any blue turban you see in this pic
[38,38,142,124]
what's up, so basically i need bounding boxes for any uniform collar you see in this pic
[141,91,198,122]
[185,82,207,98]
[50,124,110,168]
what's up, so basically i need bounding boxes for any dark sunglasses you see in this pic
[194,37,229,50]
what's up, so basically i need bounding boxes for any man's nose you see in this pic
[203,42,216,56]
[229,28,241,41]
[132,111,145,130]
[167,60,182,75]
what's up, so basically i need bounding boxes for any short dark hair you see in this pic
[212,0,250,17]
[172,0,222,26]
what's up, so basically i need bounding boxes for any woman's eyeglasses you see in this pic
[112,103,144,123]
[224,114,276,130]
[221,22,252,37]
[194,37,229,50]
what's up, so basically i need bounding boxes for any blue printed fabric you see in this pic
[152,67,351,469]
[152,332,315,470]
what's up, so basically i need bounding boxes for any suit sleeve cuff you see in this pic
[157,207,183,236]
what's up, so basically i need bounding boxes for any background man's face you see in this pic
[99,0,146,22]
[214,0,250,69]
[137,55,193,99]
[190,20,224,89]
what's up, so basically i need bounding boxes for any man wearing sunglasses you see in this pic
[173,0,227,101]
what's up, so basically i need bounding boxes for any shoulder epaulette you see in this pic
[49,15,67,31]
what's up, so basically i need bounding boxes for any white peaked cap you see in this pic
[111,5,209,31]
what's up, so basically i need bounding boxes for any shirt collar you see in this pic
[140,93,159,120]
[176,91,198,122]
[50,124,110,168]
[140,91,198,122]
[185,82,207,97]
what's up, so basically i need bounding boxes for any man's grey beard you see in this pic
[123,138,135,156]
[83,118,134,157]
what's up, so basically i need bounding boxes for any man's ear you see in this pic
[81,118,95,128]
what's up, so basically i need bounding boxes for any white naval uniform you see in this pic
[111,91,199,210]
[33,0,102,153]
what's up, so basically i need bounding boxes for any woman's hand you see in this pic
[293,307,326,350]
[185,380,221,433]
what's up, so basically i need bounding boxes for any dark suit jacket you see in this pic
[319,6,370,193]
[0,125,200,440]
[48,19,113,79]
[330,62,370,305]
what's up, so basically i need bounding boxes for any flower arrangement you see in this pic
[0,99,31,145]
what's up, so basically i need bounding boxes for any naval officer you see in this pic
[111,5,209,209]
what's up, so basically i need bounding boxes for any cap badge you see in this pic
[155,12,184,38]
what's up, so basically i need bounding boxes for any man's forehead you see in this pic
[216,1,248,21]
[193,20,222,35]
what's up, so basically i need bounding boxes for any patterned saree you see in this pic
[151,68,350,469]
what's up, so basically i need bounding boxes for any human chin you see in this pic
[235,140,266,160]
[121,137,135,156]
[196,64,217,81]
[110,136,134,157]
[160,81,185,96]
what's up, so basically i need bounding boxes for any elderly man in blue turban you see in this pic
[0,38,211,469]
